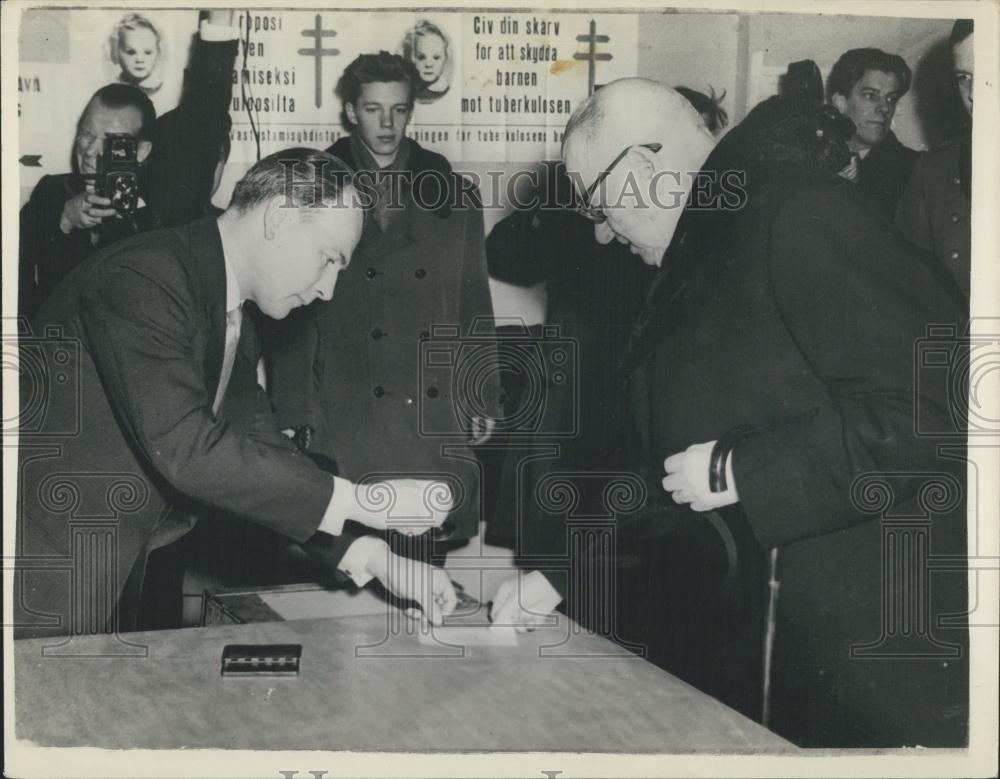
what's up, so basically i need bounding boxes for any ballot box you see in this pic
[202,579,491,625]
[202,582,391,625]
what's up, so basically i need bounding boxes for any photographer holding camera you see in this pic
[18,10,238,321]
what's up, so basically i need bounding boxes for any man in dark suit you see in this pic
[18,10,238,320]
[493,79,967,747]
[897,20,973,304]
[828,47,919,215]
[14,148,457,639]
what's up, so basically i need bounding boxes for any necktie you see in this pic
[212,305,243,416]
[838,152,861,182]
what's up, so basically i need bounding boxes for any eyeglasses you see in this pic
[573,142,662,223]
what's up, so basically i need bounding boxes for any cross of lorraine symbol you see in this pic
[299,14,340,108]
[574,19,612,97]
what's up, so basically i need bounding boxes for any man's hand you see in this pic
[489,570,562,633]
[349,478,453,535]
[468,416,496,445]
[60,192,116,233]
[364,546,457,626]
[662,440,740,512]
[204,9,235,26]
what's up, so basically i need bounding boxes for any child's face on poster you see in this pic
[118,28,159,82]
[414,34,446,85]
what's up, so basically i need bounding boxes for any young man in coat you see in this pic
[492,78,968,747]
[896,20,974,305]
[18,10,238,321]
[14,148,457,639]
[828,47,919,216]
[264,53,502,568]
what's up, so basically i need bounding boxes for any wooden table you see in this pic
[14,613,793,751]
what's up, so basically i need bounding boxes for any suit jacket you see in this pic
[17,35,237,320]
[855,130,919,216]
[263,138,502,544]
[895,133,971,304]
[14,218,350,638]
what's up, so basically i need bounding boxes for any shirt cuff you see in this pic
[337,536,388,588]
[199,20,239,41]
[533,571,564,612]
[317,475,355,536]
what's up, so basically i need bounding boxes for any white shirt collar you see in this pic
[222,248,243,313]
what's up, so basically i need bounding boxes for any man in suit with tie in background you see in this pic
[14,148,458,639]
[827,47,919,215]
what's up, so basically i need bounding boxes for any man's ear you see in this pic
[594,221,616,245]
[831,93,847,114]
[344,101,358,126]
[263,195,291,240]
[137,140,153,164]
[625,145,659,181]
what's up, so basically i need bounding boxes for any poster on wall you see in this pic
[18,8,639,205]
[18,9,199,202]
[226,10,637,163]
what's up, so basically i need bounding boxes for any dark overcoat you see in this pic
[264,138,502,545]
[619,98,968,747]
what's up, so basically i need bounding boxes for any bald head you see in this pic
[562,78,716,266]
[563,78,711,160]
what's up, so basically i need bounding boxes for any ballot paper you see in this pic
[450,584,484,616]
[417,623,518,647]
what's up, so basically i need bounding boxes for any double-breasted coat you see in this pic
[264,139,502,547]
[896,132,971,303]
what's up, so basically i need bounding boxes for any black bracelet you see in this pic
[709,424,754,493]
[290,424,314,453]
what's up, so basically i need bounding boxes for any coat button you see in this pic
[372,328,384,340]
[952,176,961,185]
[405,397,414,405]
[366,267,379,280]
[426,386,439,398]
[373,386,385,398]
[949,250,960,260]
[950,212,960,223]
[414,268,427,279]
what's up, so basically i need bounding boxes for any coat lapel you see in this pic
[357,204,416,259]
[180,217,229,400]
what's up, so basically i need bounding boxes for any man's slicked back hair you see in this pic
[951,19,973,46]
[85,83,157,140]
[228,147,355,212]
[336,51,420,115]
[827,48,912,100]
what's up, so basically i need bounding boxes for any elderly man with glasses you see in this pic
[491,78,967,748]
